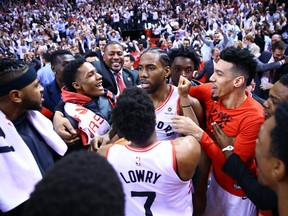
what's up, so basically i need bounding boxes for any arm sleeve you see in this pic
[200,113,263,170]
[222,153,278,210]
[221,32,229,48]
[256,58,281,72]
[200,34,213,47]
[188,83,212,103]
[54,100,65,113]
[200,132,226,168]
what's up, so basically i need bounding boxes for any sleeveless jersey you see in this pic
[106,140,193,216]
[155,85,181,141]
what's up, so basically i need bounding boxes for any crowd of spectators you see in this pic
[0,0,287,61]
[0,0,288,102]
[1,1,288,215]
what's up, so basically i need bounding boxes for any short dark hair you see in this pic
[220,47,257,86]
[84,50,98,58]
[279,74,288,86]
[141,48,170,67]
[271,40,286,51]
[270,100,288,172]
[42,52,51,62]
[211,47,220,55]
[99,36,108,42]
[50,49,73,66]
[104,41,124,53]
[0,58,28,85]
[62,58,86,92]
[169,46,200,70]
[23,151,124,216]
[124,54,135,62]
[112,87,156,143]
[183,38,191,44]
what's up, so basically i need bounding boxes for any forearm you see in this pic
[180,96,199,125]
[192,151,211,216]
[200,132,226,166]
[199,34,212,47]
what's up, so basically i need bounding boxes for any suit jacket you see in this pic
[255,51,288,99]
[258,51,272,63]
[222,154,278,216]
[95,50,104,62]
[196,60,214,83]
[43,79,61,112]
[91,61,140,95]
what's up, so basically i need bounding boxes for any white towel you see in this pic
[64,102,110,145]
[0,110,67,212]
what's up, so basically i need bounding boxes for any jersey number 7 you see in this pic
[131,191,156,216]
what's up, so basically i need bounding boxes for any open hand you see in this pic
[172,115,203,141]
[211,122,235,150]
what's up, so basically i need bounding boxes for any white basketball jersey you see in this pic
[107,141,193,216]
[155,85,181,141]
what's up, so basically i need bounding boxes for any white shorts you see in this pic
[204,174,257,216]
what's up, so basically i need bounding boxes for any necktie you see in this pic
[116,73,126,93]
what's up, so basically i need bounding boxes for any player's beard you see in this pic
[21,94,42,111]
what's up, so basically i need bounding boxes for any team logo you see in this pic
[165,107,173,115]
[136,156,141,166]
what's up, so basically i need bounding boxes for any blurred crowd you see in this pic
[0,0,287,62]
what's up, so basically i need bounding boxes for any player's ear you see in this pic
[164,66,170,78]
[234,76,244,88]
[72,82,81,90]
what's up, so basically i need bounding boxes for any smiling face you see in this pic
[213,33,220,43]
[209,59,238,100]
[138,52,169,94]
[272,48,285,61]
[103,43,124,72]
[72,62,104,98]
[170,56,195,85]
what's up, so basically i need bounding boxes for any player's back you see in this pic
[106,140,193,216]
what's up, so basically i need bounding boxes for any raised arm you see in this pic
[256,56,288,72]
[178,76,199,125]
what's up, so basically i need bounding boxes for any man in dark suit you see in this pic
[255,40,288,99]
[95,37,107,62]
[91,41,140,96]
[43,50,75,113]
[195,47,220,83]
